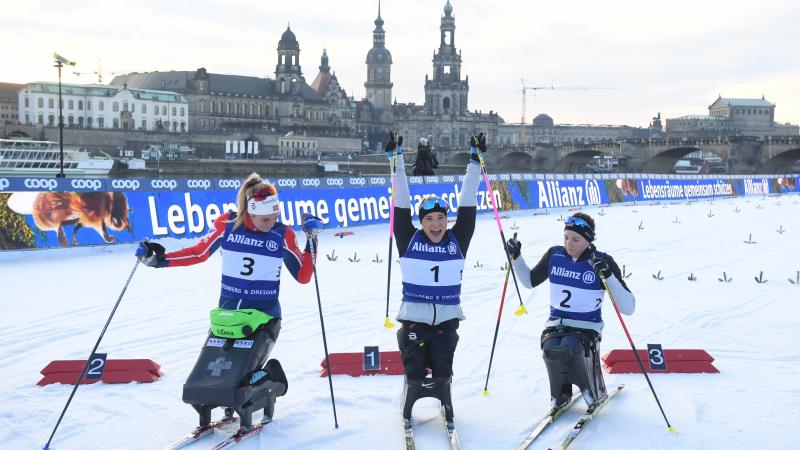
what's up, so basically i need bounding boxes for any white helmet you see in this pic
[419,137,428,146]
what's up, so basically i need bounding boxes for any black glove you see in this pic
[385,131,403,157]
[590,254,611,278]
[135,240,166,267]
[469,132,488,163]
[506,237,521,260]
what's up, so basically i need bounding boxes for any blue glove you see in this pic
[302,213,323,237]
[136,240,166,267]
[385,131,403,158]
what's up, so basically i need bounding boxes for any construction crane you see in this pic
[519,80,615,144]
[73,59,120,84]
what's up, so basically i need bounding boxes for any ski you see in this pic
[211,423,266,450]
[550,384,625,450]
[403,418,416,450]
[516,392,582,450]
[440,407,462,450]
[163,416,238,450]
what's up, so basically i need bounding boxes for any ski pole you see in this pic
[44,259,140,449]
[597,269,676,433]
[476,146,527,316]
[307,232,340,429]
[482,259,512,395]
[384,151,397,329]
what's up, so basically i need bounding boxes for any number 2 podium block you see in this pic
[602,349,718,374]
[37,359,163,386]
[320,351,405,377]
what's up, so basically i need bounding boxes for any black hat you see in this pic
[564,215,595,242]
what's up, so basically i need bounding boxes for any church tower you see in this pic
[424,0,469,116]
[275,25,304,95]
[364,1,393,112]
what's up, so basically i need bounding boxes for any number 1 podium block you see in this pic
[37,359,163,386]
[602,349,718,374]
[320,351,405,377]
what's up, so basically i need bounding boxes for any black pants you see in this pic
[397,319,459,380]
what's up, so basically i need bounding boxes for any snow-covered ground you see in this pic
[1,195,799,450]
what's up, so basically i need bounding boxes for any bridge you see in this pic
[435,136,800,174]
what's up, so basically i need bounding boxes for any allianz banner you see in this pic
[1,174,798,250]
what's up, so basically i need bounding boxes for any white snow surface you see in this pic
[1,195,799,450]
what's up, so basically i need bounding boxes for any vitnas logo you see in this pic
[24,178,58,191]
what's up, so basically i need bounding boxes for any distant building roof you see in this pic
[22,81,186,102]
[278,26,300,51]
[669,114,726,121]
[714,97,774,107]
[112,70,325,103]
[0,82,24,102]
[532,113,554,127]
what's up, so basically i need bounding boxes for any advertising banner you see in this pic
[0,173,796,251]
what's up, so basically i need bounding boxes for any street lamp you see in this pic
[53,53,76,178]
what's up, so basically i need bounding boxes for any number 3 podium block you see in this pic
[37,359,163,386]
[320,351,405,377]
[602,349,718,374]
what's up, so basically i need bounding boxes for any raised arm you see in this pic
[388,132,416,256]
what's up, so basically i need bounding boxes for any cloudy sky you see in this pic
[3,0,799,128]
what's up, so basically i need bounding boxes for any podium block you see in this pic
[38,359,162,386]
[320,351,405,377]
[602,349,718,374]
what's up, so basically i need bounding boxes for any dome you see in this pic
[278,26,299,51]
[366,46,393,64]
[532,113,554,127]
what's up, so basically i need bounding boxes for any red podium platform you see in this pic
[320,351,405,377]
[602,349,718,374]
[38,359,163,386]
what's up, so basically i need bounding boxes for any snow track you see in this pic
[1,195,798,449]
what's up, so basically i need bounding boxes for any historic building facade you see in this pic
[666,96,798,137]
[391,1,502,149]
[0,82,23,125]
[112,26,355,137]
[17,82,189,132]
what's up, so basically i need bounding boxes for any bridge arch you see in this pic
[553,150,604,173]
[759,148,800,173]
[499,151,534,171]
[641,147,706,173]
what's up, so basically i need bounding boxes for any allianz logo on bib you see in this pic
[24,178,58,190]
[550,266,594,281]
[266,240,279,251]
[411,241,447,254]
[70,179,103,191]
